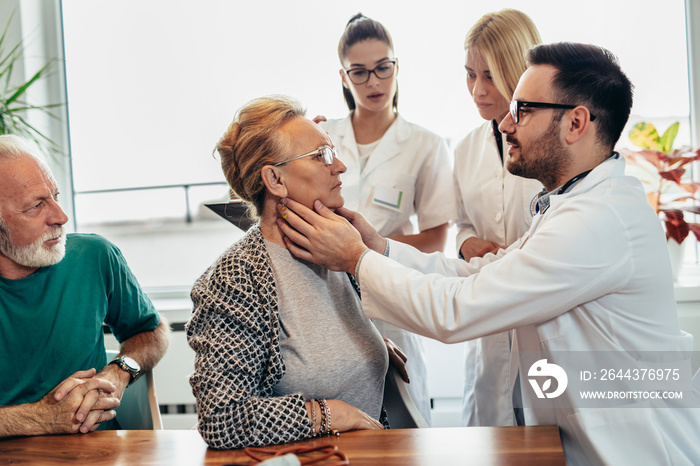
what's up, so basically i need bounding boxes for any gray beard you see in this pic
[0,224,66,268]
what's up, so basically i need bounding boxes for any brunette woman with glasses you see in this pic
[316,13,459,426]
[453,9,543,428]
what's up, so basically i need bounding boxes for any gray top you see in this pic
[265,239,388,420]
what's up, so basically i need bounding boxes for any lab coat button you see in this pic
[495,212,502,222]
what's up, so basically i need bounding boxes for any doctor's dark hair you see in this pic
[526,42,633,150]
[338,13,398,112]
[216,95,306,218]
[465,9,541,102]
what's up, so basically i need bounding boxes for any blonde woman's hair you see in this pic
[464,9,541,102]
[216,95,306,218]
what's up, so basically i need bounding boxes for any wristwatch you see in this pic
[109,356,141,384]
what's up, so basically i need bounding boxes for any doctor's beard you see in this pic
[0,222,66,268]
[506,117,570,191]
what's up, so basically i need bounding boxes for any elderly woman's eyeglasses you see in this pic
[344,60,396,85]
[274,145,337,167]
[509,100,597,125]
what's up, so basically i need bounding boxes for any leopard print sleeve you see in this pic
[186,227,313,449]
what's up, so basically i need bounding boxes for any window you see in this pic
[61,0,693,287]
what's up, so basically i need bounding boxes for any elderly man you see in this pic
[0,135,170,437]
[277,43,700,465]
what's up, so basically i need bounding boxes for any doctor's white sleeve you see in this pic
[359,203,633,344]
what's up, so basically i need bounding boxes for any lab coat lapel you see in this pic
[361,114,408,177]
[335,115,361,173]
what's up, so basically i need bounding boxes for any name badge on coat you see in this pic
[372,184,403,212]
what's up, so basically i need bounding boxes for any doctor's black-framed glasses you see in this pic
[510,100,597,125]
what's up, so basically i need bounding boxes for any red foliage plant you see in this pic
[620,122,700,244]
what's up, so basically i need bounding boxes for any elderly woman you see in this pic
[186,95,393,450]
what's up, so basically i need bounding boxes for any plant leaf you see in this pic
[0,13,65,159]
[664,210,689,243]
[658,122,679,154]
[659,169,686,184]
[619,149,661,176]
[677,182,699,196]
[629,122,659,150]
[5,61,53,105]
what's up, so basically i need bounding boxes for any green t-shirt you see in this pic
[0,233,160,406]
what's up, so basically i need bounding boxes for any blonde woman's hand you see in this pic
[459,237,503,261]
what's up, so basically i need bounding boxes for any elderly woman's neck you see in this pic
[259,200,287,246]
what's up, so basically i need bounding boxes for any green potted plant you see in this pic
[0,12,63,155]
[620,122,700,246]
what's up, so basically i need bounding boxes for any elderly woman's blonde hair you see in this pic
[465,9,541,102]
[217,95,306,218]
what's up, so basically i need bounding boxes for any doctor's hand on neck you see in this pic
[276,198,385,274]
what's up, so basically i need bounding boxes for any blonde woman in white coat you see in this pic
[454,9,542,427]
[318,13,459,425]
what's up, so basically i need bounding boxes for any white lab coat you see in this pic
[320,114,459,425]
[358,155,700,465]
[454,121,543,427]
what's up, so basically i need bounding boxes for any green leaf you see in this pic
[0,11,65,158]
[658,122,679,154]
[5,61,53,105]
[0,42,23,73]
[629,122,659,150]
[0,11,16,55]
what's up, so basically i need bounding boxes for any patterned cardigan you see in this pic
[186,226,384,450]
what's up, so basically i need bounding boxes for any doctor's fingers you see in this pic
[277,215,314,254]
[278,198,317,226]
[281,234,315,263]
[281,198,340,224]
[336,206,375,236]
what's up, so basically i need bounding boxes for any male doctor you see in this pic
[277,42,700,465]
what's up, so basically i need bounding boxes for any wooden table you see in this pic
[0,426,565,465]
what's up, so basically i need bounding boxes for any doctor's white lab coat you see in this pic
[357,155,700,465]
